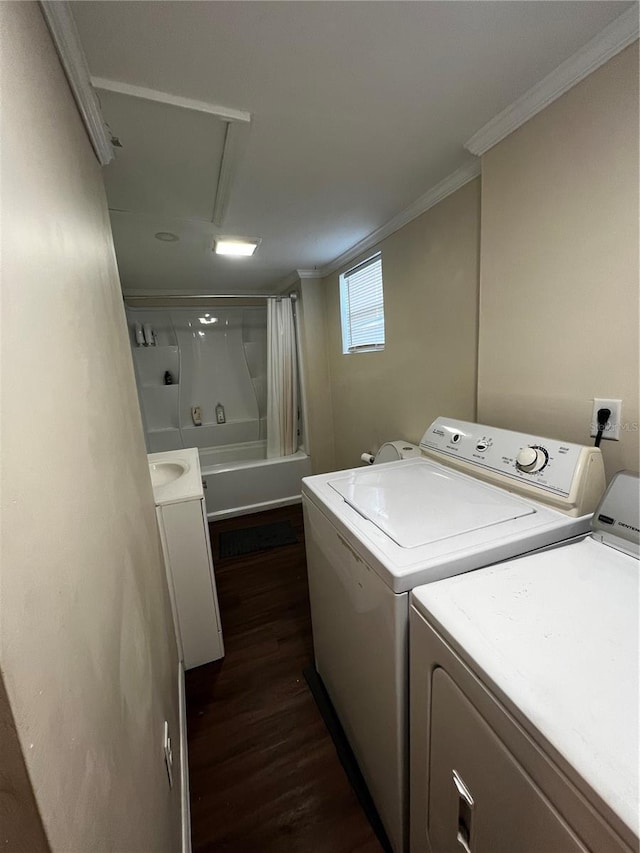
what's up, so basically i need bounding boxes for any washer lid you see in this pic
[328,459,535,548]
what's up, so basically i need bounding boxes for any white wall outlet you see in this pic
[163,720,174,789]
[590,398,622,441]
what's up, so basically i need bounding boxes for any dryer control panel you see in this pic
[420,418,605,516]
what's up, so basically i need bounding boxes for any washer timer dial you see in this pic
[516,445,549,473]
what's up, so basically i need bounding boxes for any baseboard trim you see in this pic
[179,662,192,853]
[206,495,302,522]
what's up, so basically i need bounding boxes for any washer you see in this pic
[409,471,639,853]
[302,417,606,853]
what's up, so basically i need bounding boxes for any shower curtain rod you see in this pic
[125,292,297,302]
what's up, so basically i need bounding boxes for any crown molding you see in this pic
[268,270,320,293]
[465,6,639,156]
[316,160,481,279]
[39,2,114,165]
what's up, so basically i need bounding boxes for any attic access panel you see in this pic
[98,89,228,221]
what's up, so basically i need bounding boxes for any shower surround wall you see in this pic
[127,307,268,454]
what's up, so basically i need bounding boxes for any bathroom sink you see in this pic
[147,448,202,506]
[149,460,189,487]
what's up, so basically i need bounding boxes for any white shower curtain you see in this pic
[266,297,298,458]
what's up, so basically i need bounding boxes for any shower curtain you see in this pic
[266,298,298,458]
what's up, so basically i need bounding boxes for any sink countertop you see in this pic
[148,447,203,506]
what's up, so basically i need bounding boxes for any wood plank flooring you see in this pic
[186,504,381,853]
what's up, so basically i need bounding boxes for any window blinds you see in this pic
[340,254,385,353]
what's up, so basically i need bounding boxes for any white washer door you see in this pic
[329,459,534,548]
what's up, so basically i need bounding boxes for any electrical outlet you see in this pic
[163,720,173,789]
[590,398,622,441]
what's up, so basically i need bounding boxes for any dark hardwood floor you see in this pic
[186,504,381,853]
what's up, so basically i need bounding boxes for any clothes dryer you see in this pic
[409,471,639,853]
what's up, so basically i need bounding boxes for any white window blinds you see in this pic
[339,253,385,354]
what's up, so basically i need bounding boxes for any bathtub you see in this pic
[199,440,312,520]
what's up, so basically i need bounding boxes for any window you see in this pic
[339,253,385,354]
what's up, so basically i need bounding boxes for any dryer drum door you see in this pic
[427,668,588,852]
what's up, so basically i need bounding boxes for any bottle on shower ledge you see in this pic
[164,371,173,385]
[215,402,226,424]
[142,323,156,347]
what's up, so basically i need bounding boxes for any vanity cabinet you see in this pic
[156,496,224,668]
[149,447,224,669]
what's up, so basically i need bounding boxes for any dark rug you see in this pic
[303,665,393,853]
[218,520,299,558]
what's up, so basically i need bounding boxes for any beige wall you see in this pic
[478,43,639,481]
[297,277,336,473]
[0,5,182,851]
[321,178,480,470]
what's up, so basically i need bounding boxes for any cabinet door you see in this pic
[427,668,588,853]
[161,499,223,669]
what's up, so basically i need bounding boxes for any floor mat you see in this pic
[303,665,393,853]
[218,520,299,558]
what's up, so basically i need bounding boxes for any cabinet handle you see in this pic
[452,769,474,853]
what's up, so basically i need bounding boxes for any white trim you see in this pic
[179,662,192,853]
[212,122,251,226]
[39,2,114,165]
[296,269,322,280]
[317,160,481,278]
[275,271,303,291]
[206,495,301,522]
[465,7,639,156]
[92,77,251,123]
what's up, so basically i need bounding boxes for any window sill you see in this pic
[344,345,385,355]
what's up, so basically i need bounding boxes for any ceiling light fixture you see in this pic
[213,237,261,257]
[155,232,179,242]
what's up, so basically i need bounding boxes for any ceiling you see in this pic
[71,1,634,295]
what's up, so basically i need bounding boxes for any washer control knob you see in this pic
[516,446,548,473]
